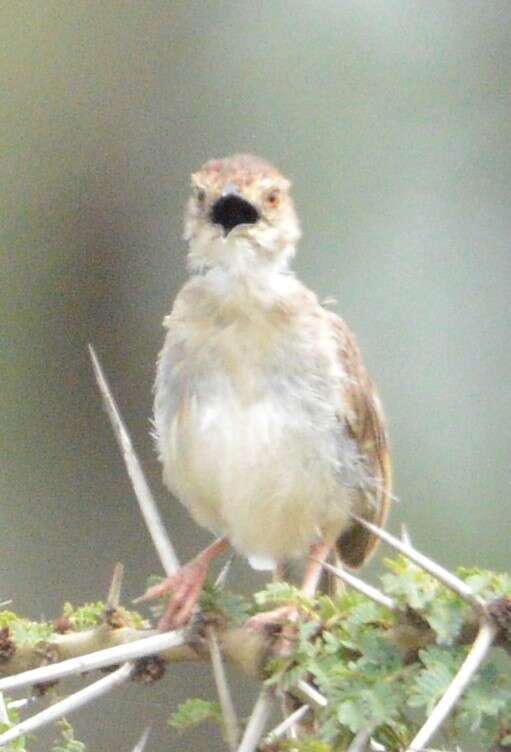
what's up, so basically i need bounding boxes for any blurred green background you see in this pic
[2,2,511,749]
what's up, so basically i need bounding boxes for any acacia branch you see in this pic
[0,663,134,747]
[1,348,508,751]
[0,630,188,693]
[0,569,507,750]
[351,515,485,613]
[406,619,499,752]
[12,346,183,751]
[351,515,504,750]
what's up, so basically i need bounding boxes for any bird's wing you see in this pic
[331,315,392,568]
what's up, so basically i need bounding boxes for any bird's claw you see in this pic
[138,558,209,631]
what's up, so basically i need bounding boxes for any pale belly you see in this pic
[156,388,353,568]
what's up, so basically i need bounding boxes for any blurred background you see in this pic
[2,1,511,749]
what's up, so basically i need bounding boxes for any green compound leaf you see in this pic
[60,601,148,631]
[11,621,54,648]
[200,582,251,626]
[423,595,469,645]
[0,701,27,752]
[254,581,315,615]
[276,737,333,752]
[381,556,438,610]
[382,556,472,644]
[408,645,466,714]
[51,718,87,752]
[168,698,222,731]
[62,602,106,631]
[0,610,55,648]
[337,682,402,733]
[457,662,511,740]
[457,568,511,599]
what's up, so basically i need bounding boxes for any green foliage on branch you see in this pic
[258,557,511,750]
[1,556,511,750]
[0,702,26,752]
[170,557,511,750]
[51,719,87,752]
[61,601,148,631]
[200,581,252,626]
[0,611,54,648]
[168,697,222,731]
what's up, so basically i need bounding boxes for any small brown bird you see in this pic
[145,154,391,629]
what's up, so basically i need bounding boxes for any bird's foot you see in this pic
[139,558,209,631]
[246,606,301,654]
[137,537,230,631]
[246,605,299,630]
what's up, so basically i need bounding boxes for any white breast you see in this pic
[154,271,356,568]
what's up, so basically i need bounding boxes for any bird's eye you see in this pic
[195,187,206,204]
[264,189,281,209]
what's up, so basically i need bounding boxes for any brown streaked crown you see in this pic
[193,154,289,191]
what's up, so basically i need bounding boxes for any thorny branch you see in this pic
[318,559,397,611]
[405,619,499,752]
[351,515,505,751]
[88,344,180,577]
[352,515,486,614]
[207,625,241,751]
[0,347,182,749]
[0,664,135,747]
[0,350,509,751]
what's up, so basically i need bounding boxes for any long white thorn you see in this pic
[319,559,397,611]
[293,679,328,709]
[237,690,273,752]
[207,626,240,751]
[265,704,310,742]
[214,554,234,589]
[351,515,485,613]
[6,699,31,711]
[348,723,377,752]
[88,344,179,576]
[106,562,125,609]
[400,523,412,546]
[0,692,8,724]
[0,663,134,747]
[131,725,152,752]
[406,619,498,751]
[0,629,184,693]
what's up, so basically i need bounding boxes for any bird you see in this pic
[144,154,391,630]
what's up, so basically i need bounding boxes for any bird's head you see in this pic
[184,154,301,274]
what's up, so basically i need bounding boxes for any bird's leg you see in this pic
[245,561,296,628]
[139,536,230,631]
[301,540,332,597]
[247,541,332,635]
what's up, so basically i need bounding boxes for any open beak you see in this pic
[210,190,259,236]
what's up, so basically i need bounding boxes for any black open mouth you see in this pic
[210,194,259,235]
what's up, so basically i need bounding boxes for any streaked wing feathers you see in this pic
[332,316,392,568]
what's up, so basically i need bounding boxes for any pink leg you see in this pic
[139,537,229,631]
[302,541,332,597]
[247,541,332,634]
